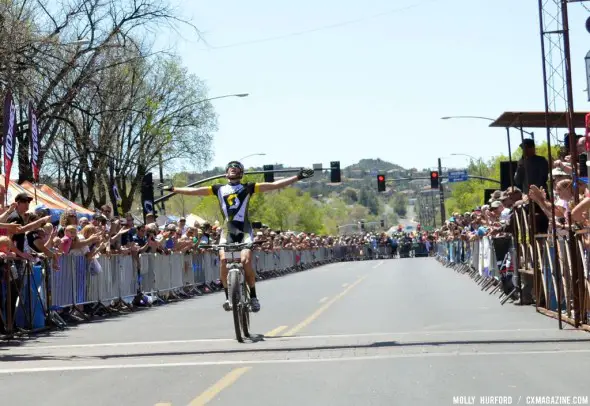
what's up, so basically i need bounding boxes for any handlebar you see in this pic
[197,241,260,252]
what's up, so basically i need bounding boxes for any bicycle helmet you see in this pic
[225,160,244,180]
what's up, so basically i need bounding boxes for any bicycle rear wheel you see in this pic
[229,270,243,343]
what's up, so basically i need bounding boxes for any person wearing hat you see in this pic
[489,200,504,218]
[145,212,156,226]
[1,193,44,333]
[5,193,37,255]
[514,138,550,233]
[161,160,315,313]
[178,217,187,235]
[488,190,502,204]
[551,167,570,180]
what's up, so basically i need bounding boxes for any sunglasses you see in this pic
[227,164,241,169]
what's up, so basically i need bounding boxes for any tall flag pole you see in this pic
[3,90,16,206]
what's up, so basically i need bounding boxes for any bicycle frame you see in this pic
[198,242,255,342]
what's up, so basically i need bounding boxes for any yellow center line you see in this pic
[284,276,367,336]
[264,325,288,337]
[188,367,251,406]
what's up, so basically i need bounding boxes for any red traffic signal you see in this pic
[377,174,386,192]
[430,171,439,188]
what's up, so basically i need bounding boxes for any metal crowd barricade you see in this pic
[438,203,590,330]
[439,236,521,304]
[376,244,393,259]
[3,244,392,340]
[46,254,135,320]
[519,203,589,330]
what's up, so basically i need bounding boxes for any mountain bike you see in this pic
[199,242,256,343]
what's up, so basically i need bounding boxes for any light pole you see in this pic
[238,153,266,161]
[441,115,535,138]
[159,93,249,213]
[438,158,446,225]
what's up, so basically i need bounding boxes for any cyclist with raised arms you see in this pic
[162,161,314,312]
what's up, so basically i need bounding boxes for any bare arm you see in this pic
[256,176,300,193]
[168,186,212,196]
[33,238,56,258]
[19,216,52,234]
[572,197,590,222]
[0,203,17,222]
[256,168,314,193]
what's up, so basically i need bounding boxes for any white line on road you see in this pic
[281,327,564,339]
[372,261,384,269]
[319,297,328,303]
[2,348,590,375]
[7,328,565,351]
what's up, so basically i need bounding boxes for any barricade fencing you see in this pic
[1,244,379,339]
[435,204,590,331]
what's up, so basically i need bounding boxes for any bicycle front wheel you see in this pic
[241,284,250,338]
[229,270,243,343]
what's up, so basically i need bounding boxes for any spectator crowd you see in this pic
[434,136,590,307]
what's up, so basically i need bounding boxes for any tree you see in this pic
[358,187,379,215]
[393,194,408,217]
[44,54,216,212]
[0,0,208,214]
[342,188,358,204]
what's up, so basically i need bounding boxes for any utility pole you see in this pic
[431,190,436,228]
[159,154,165,213]
[438,158,446,225]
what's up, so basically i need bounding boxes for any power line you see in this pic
[201,0,440,51]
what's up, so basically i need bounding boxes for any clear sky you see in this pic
[165,0,590,172]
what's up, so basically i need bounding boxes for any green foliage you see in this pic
[342,188,359,204]
[164,159,406,234]
[393,194,408,216]
[358,187,379,215]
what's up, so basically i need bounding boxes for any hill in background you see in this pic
[345,158,405,172]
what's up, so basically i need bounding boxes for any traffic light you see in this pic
[430,171,439,189]
[377,174,386,192]
[380,219,385,228]
[330,161,341,183]
[263,164,274,183]
[360,220,365,230]
[141,172,155,220]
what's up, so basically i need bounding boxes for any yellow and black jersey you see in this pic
[208,182,259,232]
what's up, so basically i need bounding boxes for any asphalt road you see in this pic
[2,258,590,406]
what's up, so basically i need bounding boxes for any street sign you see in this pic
[448,170,468,183]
